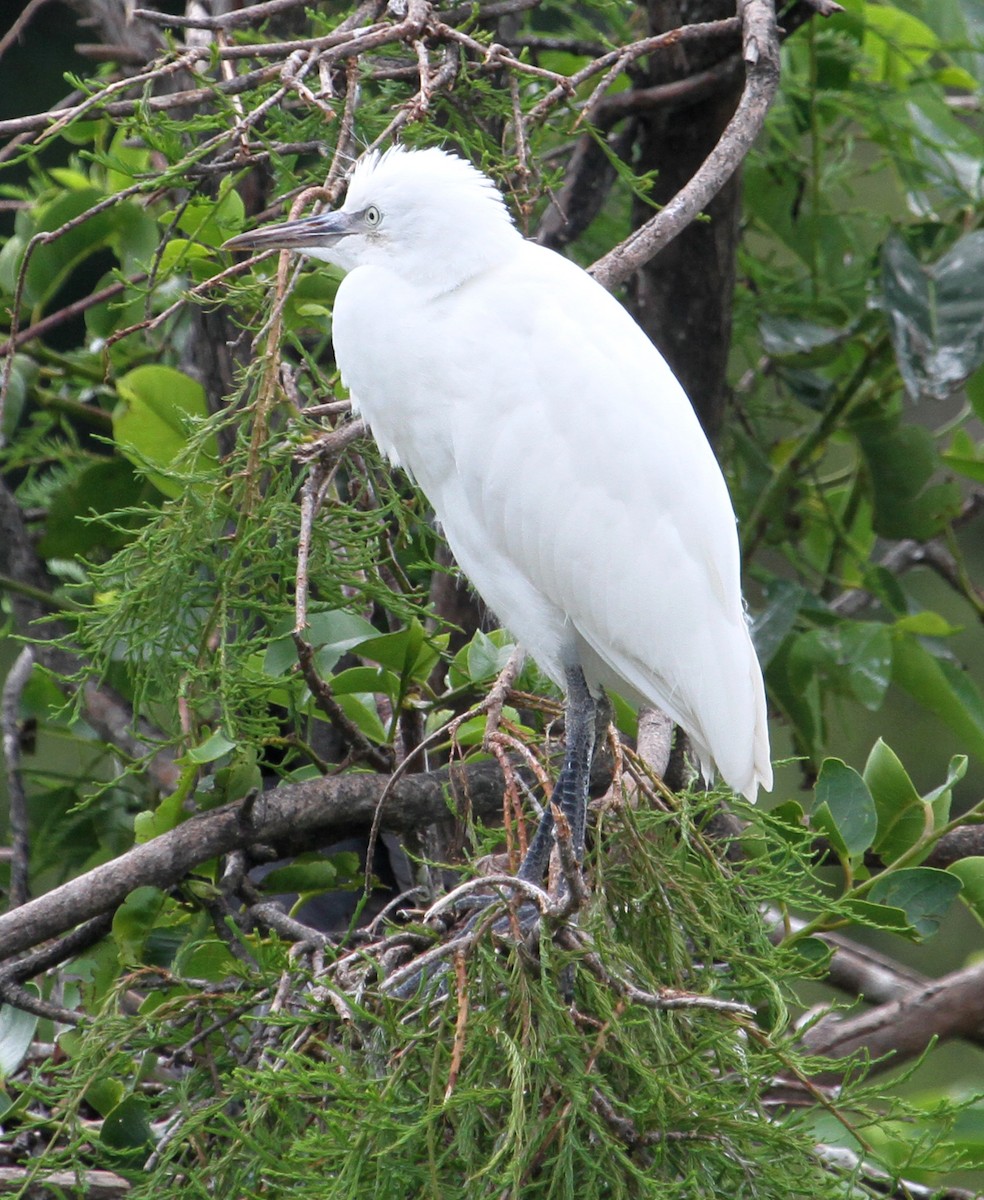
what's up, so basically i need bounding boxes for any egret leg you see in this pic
[518,665,597,885]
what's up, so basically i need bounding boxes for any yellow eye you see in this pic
[364,205,381,227]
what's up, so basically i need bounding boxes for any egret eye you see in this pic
[364,205,381,227]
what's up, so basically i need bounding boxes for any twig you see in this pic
[0,0,57,61]
[0,1168,131,1197]
[0,273,148,358]
[558,927,755,1016]
[2,646,34,909]
[131,0,314,31]
[0,912,113,1023]
[525,18,741,128]
[444,949,469,1099]
[292,632,395,771]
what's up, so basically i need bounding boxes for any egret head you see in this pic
[224,146,521,291]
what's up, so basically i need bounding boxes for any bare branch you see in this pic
[802,957,984,1080]
[0,759,516,960]
[590,0,781,290]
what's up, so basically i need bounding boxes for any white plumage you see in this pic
[227,146,772,806]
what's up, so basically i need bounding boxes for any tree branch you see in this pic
[589,0,781,291]
[801,957,984,1080]
[0,757,559,961]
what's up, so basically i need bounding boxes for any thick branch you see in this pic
[0,755,617,961]
[801,958,984,1080]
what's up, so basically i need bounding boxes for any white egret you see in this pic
[225,146,772,882]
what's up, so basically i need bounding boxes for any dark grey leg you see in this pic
[518,664,597,884]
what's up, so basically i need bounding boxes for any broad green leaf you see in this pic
[174,938,239,982]
[834,623,893,710]
[157,237,214,279]
[812,758,877,860]
[968,364,984,423]
[104,125,152,194]
[948,857,984,925]
[749,583,806,667]
[356,619,440,682]
[868,867,962,938]
[0,993,39,1078]
[84,1077,126,1118]
[113,365,217,497]
[840,898,913,934]
[893,611,960,638]
[112,887,167,964]
[787,937,832,972]
[186,728,237,764]
[943,444,984,485]
[37,458,147,557]
[265,610,380,677]
[892,635,984,762]
[881,231,984,402]
[333,693,387,743]
[134,786,189,844]
[330,666,400,699]
[173,179,245,248]
[101,1095,154,1150]
[853,408,961,539]
[445,629,520,690]
[862,7,938,85]
[0,354,37,438]
[758,316,844,360]
[262,859,339,894]
[23,187,115,309]
[903,95,984,214]
[864,738,927,859]
[920,755,967,821]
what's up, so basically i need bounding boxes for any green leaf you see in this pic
[942,426,984,484]
[173,179,245,248]
[893,611,960,638]
[853,408,961,539]
[968,364,984,424]
[862,7,938,85]
[812,758,877,860]
[84,1076,126,1118]
[448,629,518,689]
[920,755,966,819]
[330,666,400,699]
[174,938,240,982]
[868,867,961,938]
[37,458,147,558]
[22,187,116,309]
[113,365,217,497]
[265,610,379,677]
[356,619,440,682]
[864,737,928,860]
[892,635,984,762]
[187,728,237,764]
[333,693,387,743]
[881,231,984,402]
[948,857,984,926]
[101,1095,154,1150]
[261,852,359,896]
[787,937,832,972]
[840,898,913,934]
[0,992,39,1078]
[112,886,167,964]
[749,583,806,667]
[134,785,190,843]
